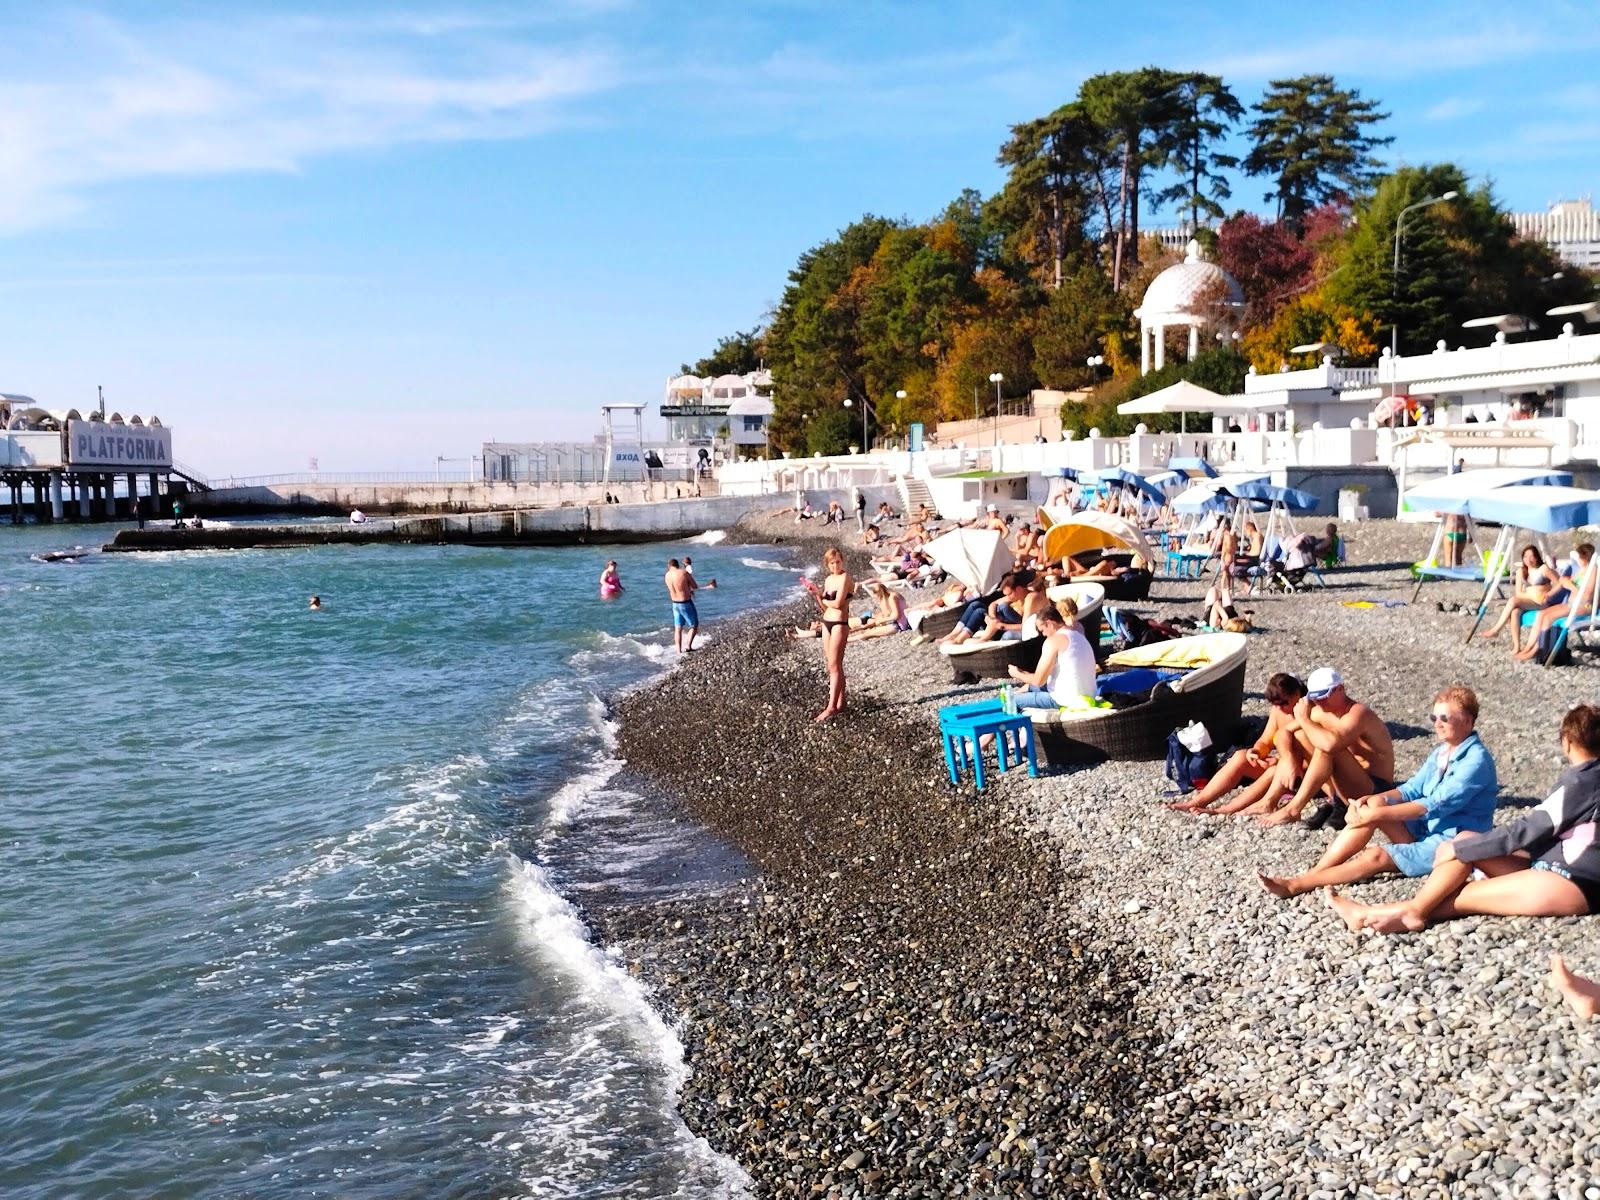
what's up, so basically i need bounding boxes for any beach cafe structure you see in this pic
[0,399,194,523]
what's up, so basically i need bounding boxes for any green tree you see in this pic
[682,326,765,376]
[1029,260,1122,389]
[764,215,900,452]
[1079,67,1187,290]
[1243,75,1392,227]
[993,104,1102,289]
[1153,73,1243,229]
[1323,165,1589,357]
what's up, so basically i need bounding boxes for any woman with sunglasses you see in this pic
[1330,703,1600,935]
[1259,686,1497,899]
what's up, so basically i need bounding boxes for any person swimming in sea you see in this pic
[309,595,322,610]
[599,561,624,599]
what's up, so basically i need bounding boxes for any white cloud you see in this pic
[0,10,622,231]
[1424,97,1486,121]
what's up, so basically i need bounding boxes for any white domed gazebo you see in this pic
[1133,239,1244,375]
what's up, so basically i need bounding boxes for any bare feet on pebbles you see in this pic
[1549,953,1600,1021]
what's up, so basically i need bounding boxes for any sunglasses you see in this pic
[1429,711,1456,724]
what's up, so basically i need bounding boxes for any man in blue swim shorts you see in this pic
[1259,685,1497,898]
[664,557,699,654]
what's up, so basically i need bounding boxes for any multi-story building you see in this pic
[659,369,773,457]
[1510,197,1600,271]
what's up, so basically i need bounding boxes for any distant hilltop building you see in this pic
[1510,197,1600,271]
[660,369,774,455]
[1145,195,1600,271]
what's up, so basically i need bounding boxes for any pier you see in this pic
[103,495,767,552]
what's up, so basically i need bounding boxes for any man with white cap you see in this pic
[982,503,1008,534]
[1257,667,1395,828]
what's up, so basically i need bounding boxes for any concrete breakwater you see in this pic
[102,494,778,552]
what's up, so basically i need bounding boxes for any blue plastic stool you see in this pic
[939,708,1039,790]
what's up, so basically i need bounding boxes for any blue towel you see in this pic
[1095,667,1183,697]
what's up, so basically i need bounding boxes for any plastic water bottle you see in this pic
[999,685,1014,715]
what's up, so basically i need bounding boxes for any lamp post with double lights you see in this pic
[988,372,1004,447]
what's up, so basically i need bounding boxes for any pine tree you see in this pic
[1153,73,1242,231]
[1079,67,1188,290]
[1243,75,1392,227]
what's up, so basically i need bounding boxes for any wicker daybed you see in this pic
[938,582,1106,683]
[1028,632,1248,766]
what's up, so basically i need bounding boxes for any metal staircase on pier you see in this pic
[171,460,213,491]
[898,474,935,516]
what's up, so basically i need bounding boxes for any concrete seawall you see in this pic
[103,495,788,553]
[190,479,695,516]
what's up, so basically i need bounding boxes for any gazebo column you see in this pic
[1188,325,1199,362]
[1153,324,1165,371]
[1140,322,1150,375]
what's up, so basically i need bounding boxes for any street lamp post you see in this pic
[988,372,1004,449]
[1391,190,1458,363]
[895,390,906,450]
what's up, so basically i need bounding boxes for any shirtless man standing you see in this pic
[664,557,699,654]
[1256,667,1395,827]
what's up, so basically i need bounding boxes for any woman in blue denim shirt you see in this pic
[1259,686,1497,898]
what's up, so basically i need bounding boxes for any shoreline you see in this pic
[594,516,1212,1196]
[596,513,1600,1196]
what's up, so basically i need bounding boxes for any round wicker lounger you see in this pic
[937,582,1106,683]
[1028,632,1249,765]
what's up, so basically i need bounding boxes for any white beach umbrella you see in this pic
[924,527,1011,594]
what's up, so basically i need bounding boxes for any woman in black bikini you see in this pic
[800,546,852,722]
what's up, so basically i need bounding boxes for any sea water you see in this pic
[0,526,803,1199]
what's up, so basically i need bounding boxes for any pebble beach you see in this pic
[601,513,1600,1198]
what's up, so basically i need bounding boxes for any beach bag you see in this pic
[1165,723,1216,794]
[1538,624,1574,667]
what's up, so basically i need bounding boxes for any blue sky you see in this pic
[1,1,1597,474]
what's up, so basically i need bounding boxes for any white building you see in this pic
[1510,197,1600,271]
[660,369,773,444]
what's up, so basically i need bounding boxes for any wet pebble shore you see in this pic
[601,593,1208,1196]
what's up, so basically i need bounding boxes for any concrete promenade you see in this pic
[103,494,774,553]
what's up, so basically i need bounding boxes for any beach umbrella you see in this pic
[1457,485,1600,642]
[1172,482,1235,515]
[1035,505,1074,530]
[1085,466,1165,506]
[923,527,1011,594]
[1166,455,1219,478]
[1402,466,1575,515]
[1041,511,1157,566]
[1231,481,1320,513]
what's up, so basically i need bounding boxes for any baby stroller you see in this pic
[1259,533,1319,592]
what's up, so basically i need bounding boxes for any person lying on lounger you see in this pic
[941,571,1031,645]
[1168,673,1310,814]
[1328,703,1600,934]
[1517,543,1596,662]
[1258,686,1497,897]
[1255,667,1395,828]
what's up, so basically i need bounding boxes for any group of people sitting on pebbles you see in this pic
[1169,666,1600,1020]
[1474,541,1597,661]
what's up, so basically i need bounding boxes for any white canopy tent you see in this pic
[1116,380,1276,433]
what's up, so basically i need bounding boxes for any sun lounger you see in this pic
[1027,632,1248,765]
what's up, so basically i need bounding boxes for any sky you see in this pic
[1,0,1598,475]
